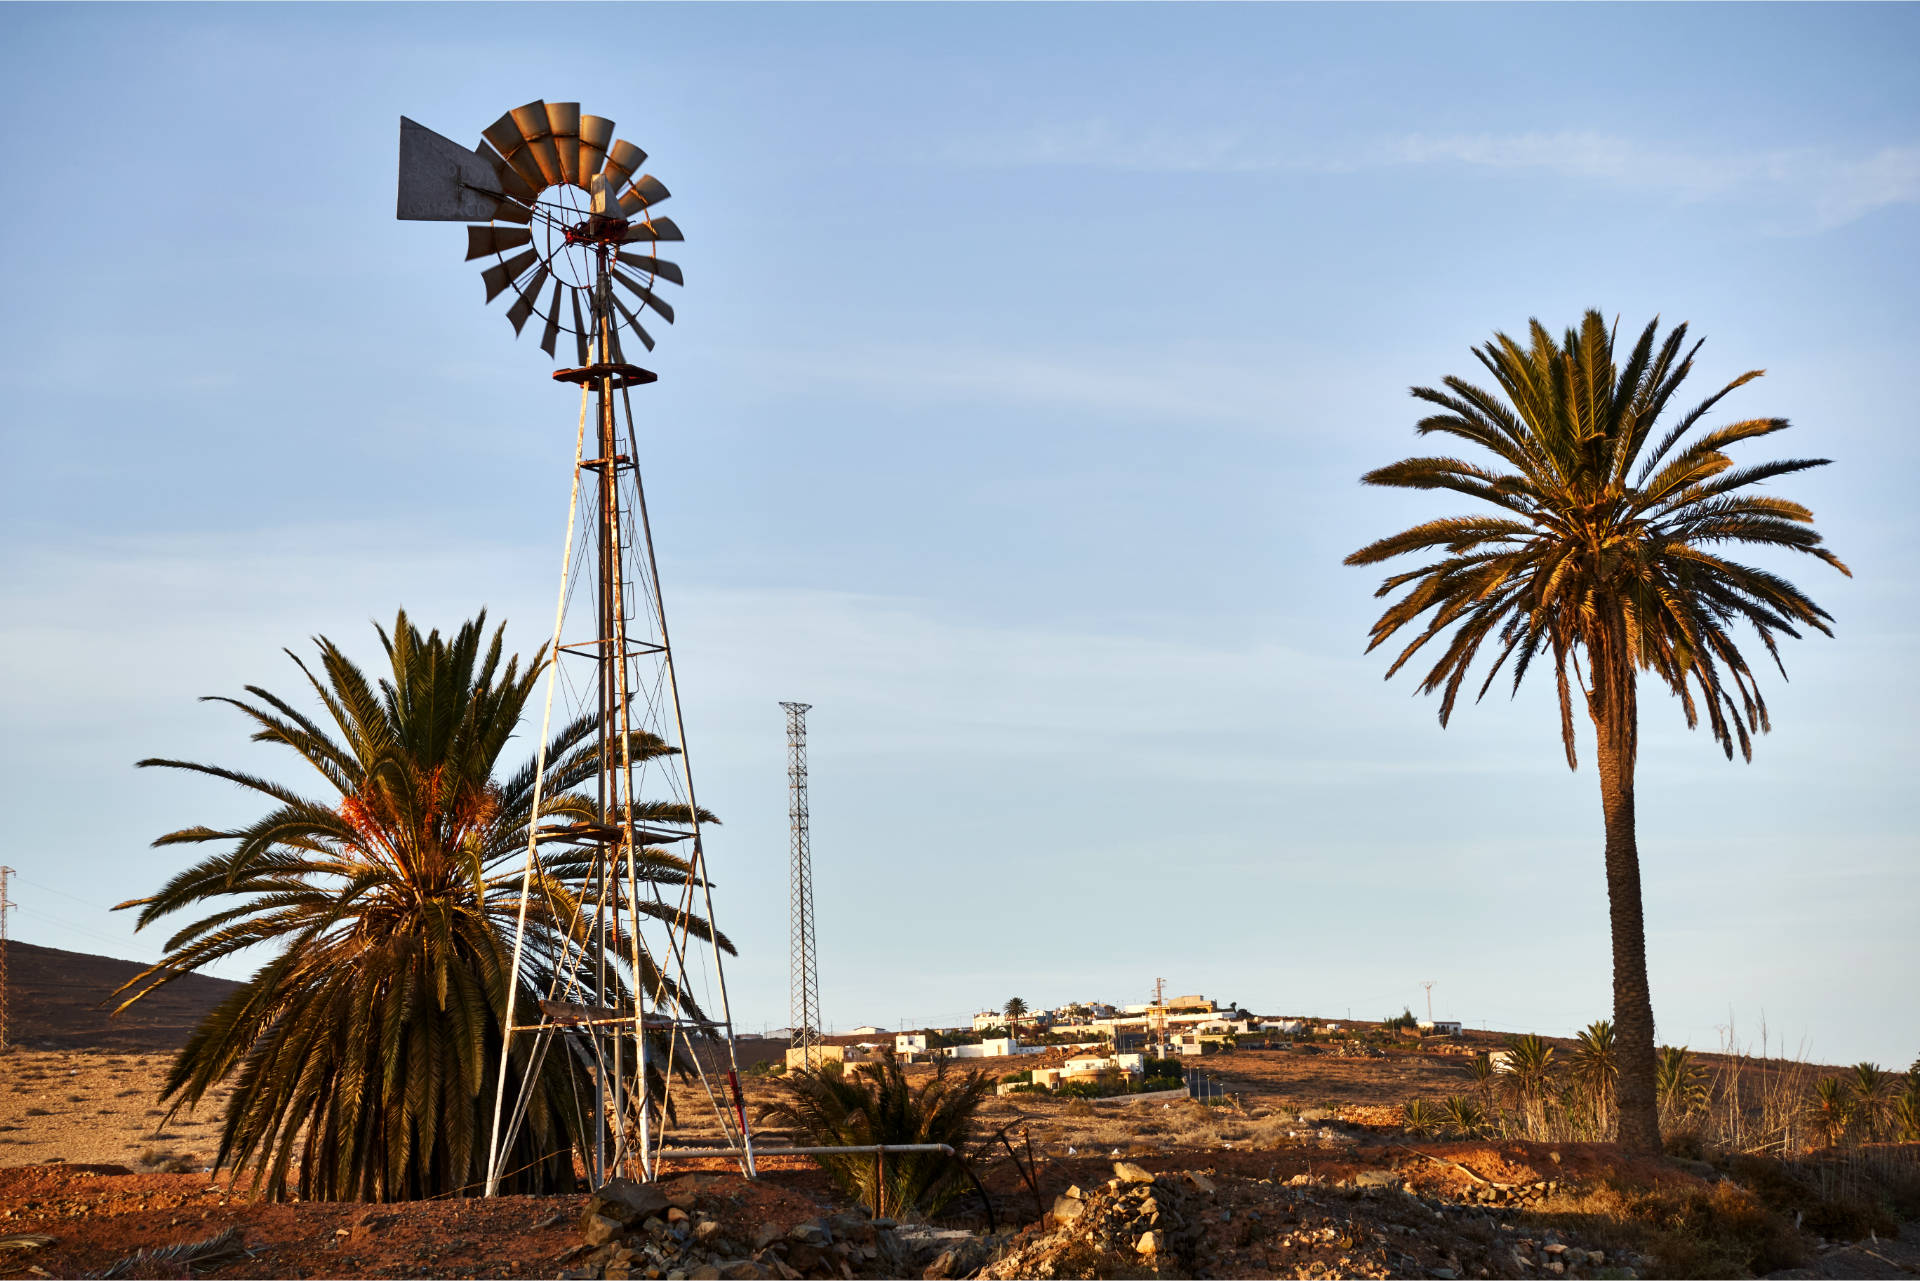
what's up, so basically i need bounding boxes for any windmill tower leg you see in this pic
[0,866,15,1052]
[782,703,821,1071]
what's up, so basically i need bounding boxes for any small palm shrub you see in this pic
[1571,1020,1619,1138]
[1401,1098,1440,1135]
[1812,1077,1854,1147]
[1441,1095,1485,1137]
[1893,1080,1920,1143]
[1657,1047,1711,1132]
[1504,1034,1558,1138]
[1467,1051,1497,1108]
[758,1047,993,1217]
[1847,1063,1892,1141]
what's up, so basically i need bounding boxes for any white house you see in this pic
[849,1025,886,1037]
[896,1033,929,1053]
[971,1011,1004,1032]
[1417,1019,1464,1037]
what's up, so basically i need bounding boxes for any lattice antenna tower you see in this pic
[0,866,14,1051]
[398,101,752,1192]
[782,702,822,1070]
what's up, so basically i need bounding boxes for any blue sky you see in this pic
[1,4,1915,1067]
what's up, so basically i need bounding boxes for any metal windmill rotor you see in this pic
[398,99,682,359]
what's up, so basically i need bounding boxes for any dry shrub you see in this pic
[1543,1176,1803,1278]
[1725,1147,1920,1240]
[1063,1099,1094,1119]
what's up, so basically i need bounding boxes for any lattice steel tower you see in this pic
[782,703,822,1069]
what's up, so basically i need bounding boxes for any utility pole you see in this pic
[1422,980,1435,1023]
[0,867,15,1052]
[1150,977,1167,1058]
[782,702,822,1071]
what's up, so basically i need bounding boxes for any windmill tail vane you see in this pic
[398,102,753,1193]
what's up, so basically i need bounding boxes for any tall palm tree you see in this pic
[112,611,732,1200]
[1003,996,1028,1033]
[1346,312,1847,1153]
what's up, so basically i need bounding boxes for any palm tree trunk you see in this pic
[1594,691,1661,1155]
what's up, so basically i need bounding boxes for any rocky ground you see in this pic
[5,1038,1917,1278]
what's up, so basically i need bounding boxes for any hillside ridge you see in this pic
[3,939,242,1051]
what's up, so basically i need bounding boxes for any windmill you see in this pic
[398,101,752,1191]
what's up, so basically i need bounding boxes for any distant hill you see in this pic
[3,940,242,1052]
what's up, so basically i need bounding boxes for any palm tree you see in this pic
[1467,1051,1498,1114]
[1655,1045,1709,1127]
[1812,1076,1854,1147]
[1345,312,1847,1154]
[112,611,732,1200]
[1441,1095,1486,1138]
[1847,1062,1893,1141]
[1570,1020,1619,1137]
[757,1047,994,1217]
[1003,996,1028,1033]
[1893,1073,1920,1143]
[1503,1034,1557,1138]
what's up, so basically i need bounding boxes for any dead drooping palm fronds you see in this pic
[92,1226,247,1278]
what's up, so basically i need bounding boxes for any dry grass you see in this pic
[1535,1177,1807,1279]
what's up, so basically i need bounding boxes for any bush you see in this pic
[755,1047,992,1217]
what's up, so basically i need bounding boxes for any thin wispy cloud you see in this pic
[953,122,1920,230]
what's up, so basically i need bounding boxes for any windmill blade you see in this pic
[615,253,684,286]
[509,100,551,141]
[611,293,656,352]
[482,111,527,160]
[503,144,546,195]
[545,103,581,184]
[617,175,670,217]
[527,135,564,187]
[507,263,551,335]
[623,216,684,244]
[397,117,506,221]
[465,225,532,261]
[481,248,539,303]
[571,289,590,365]
[579,115,614,180]
[613,269,674,324]
[603,139,647,189]
[540,279,565,357]
[478,140,539,204]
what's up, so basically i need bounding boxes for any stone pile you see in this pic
[982,1161,1207,1279]
[562,1178,933,1281]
